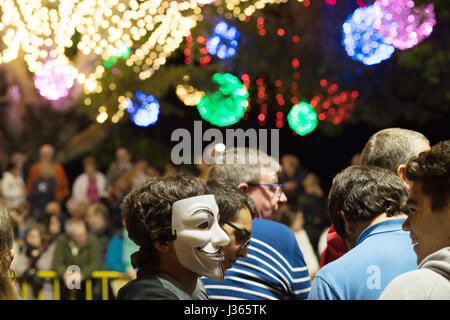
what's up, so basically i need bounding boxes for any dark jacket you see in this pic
[117,270,192,300]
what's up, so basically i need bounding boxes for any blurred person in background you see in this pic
[106,147,133,190]
[86,202,115,268]
[0,205,21,300]
[52,219,101,299]
[278,154,308,203]
[8,202,31,240]
[65,195,89,221]
[72,156,107,205]
[0,157,27,209]
[120,157,152,191]
[297,172,330,256]
[26,144,70,207]
[28,162,56,221]
[101,176,128,230]
[11,222,56,299]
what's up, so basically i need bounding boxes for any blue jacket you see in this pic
[203,218,311,300]
[308,218,417,300]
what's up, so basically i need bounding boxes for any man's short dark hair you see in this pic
[328,165,408,240]
[207,180,256,222]
[405,140,450,211]
[360,128,429,171]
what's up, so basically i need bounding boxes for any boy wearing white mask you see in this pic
[117,175,230,300]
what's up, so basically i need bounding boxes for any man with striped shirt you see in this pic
[202,147,311,300]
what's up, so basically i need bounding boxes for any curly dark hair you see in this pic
[0,206,20,300]
[206,180,256,222]
[405,140,450,211]
[121,175,209,269]
[328,165,408,240]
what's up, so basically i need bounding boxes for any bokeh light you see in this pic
[287,102,318,136]
[197,73,248,127]
[176,84,205,106]
[206,21,240,59]
[125,92,160,127]
[373,0,436,50]
[342,5,395,65]
[33,58,75,101]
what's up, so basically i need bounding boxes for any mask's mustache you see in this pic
[197,246,224,257]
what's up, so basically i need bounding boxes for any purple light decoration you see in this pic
[373,0,436,50]
[34,58,74,100]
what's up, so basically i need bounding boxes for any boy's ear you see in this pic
[154,241,170,253]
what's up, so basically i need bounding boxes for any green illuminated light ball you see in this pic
[197,73,248,127]
[287,102,318,136]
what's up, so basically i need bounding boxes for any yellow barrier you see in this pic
[16,270,126,300]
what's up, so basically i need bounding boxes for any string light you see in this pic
[311,79,358,125]
[0,0,201,97]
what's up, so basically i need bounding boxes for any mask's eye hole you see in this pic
[198,221,210,229]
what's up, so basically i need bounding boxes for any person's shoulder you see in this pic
[253,217,292,233]
[117,278,180,300]
[55,233,69,243]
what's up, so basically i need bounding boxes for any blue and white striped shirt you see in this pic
[203,218,311,300]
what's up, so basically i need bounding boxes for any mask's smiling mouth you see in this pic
[197,247,225,260]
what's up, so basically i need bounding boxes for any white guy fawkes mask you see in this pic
[172,194,230,281]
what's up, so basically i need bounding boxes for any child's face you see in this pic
[26,229,42,248]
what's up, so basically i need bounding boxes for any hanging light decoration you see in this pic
[206,21,240,59]
[372,0,436,50]
[197,73,248,127]
[311,79,359,126]
[176,84,205,106]
[0,0,201,97]
[287,102,318,136]
[342,5,395,65]
[125,91,160,127]
[33,58,75,101]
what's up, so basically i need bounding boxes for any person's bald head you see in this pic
[39,144,55,162]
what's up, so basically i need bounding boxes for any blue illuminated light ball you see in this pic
[126,92,160,127]
[342,5,395,66]
[206,21,240,60]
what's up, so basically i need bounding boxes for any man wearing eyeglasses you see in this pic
[207,181,255,270]
[203,147,311,300]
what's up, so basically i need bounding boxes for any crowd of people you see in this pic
[0,127,448,300]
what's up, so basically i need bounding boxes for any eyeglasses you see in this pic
[248,183,284,200]
[219,217,251,255]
